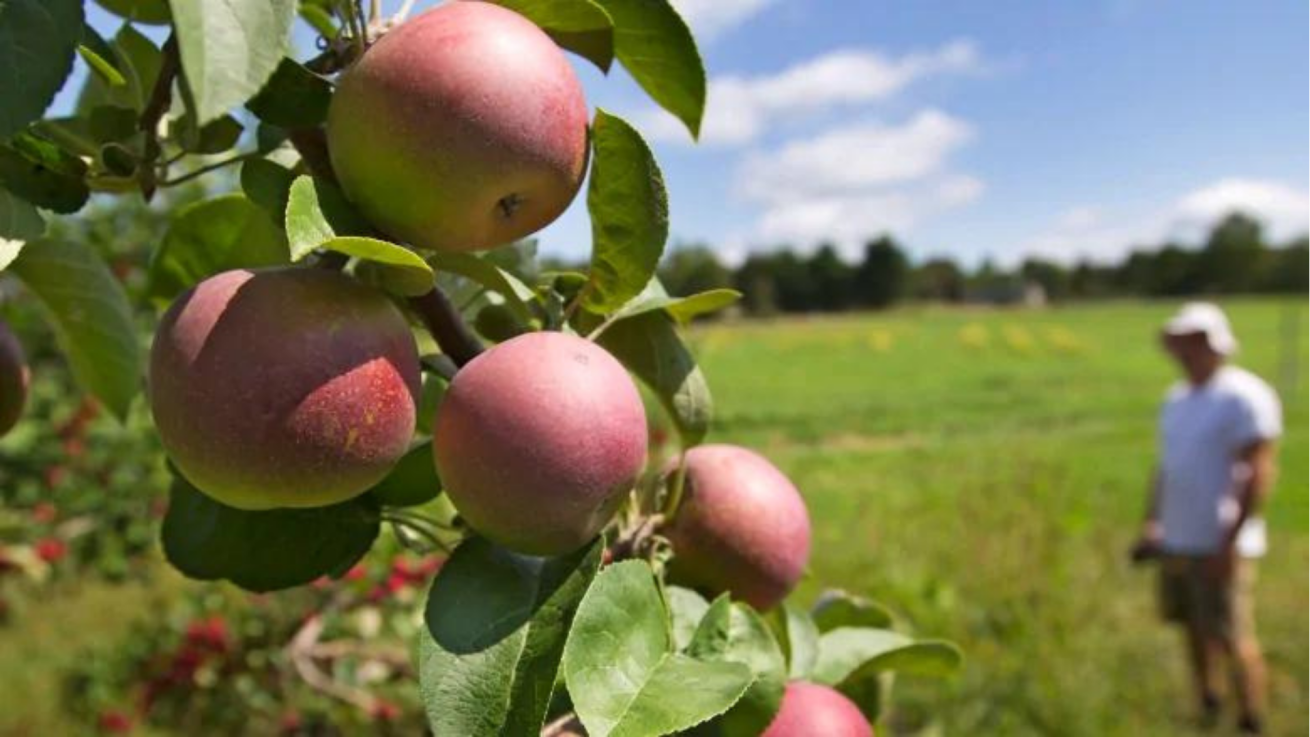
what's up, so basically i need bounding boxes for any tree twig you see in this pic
[409,288,485,367]
[287,614,379,713]
[288,127,338,184]
[157,151,261,187]
[139,34,179,200]
[541,712,585,737]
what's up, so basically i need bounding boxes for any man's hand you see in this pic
[1129,522,1163,565]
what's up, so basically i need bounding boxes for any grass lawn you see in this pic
[0,297,1304,735]
[691,296,1307,735]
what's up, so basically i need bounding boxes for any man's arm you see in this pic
[1131,468,1164,562]
[1221,440,1277,552]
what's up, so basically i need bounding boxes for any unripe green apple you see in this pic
[327,1,589,252]
[0,320,29,437]
[762,682,873,737]
[433,332,647,556]
[149,268,420,509]
[664,444,811,611]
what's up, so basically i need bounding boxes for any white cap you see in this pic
[1162,302,1238,355]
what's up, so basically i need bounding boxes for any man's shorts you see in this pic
[1158,554,1256,641]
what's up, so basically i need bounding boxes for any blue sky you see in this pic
[68,0,1308,267]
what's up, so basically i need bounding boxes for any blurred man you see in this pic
[1133,302,1281,734]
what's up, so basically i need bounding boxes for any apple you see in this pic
[327,1,589,252]
[762,681,874,737]
[150,268,420,509]
[663,444,811,610]
[433,332,647,556]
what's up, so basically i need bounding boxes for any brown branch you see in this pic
[541,712,585,737]
[286,614,379,713]
[410,288,485,367]
[139,34,179,200]
[287,127,338,184]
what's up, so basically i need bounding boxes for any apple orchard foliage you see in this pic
[0,1,960,734]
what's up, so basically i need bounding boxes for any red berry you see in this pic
[279,710,303,734]
[97,709,133,733]
[35,537,66,563]
[62,437,86,458]
[344,564,367,582]
[370,699,401,722]
[31,502,57,524]
[385,572,408,594]
[43,466,67,489]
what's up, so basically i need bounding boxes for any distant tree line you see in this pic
[653,212,1308,315]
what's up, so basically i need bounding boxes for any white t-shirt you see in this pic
[1158,365,1282,557]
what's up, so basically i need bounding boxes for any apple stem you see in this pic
[660,453,690,520]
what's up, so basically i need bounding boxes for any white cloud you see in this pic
[737,110,974,201]
[1173,178,1309,239]
[671,0,779,39]
[1019,179,1309,264]
[639,40,983,145]
[732,110,983,256]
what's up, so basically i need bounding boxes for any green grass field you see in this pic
[690,297,1308,735]
[1,297,1305,735]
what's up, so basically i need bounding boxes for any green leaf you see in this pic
[94,0,170,24]
[240,157,296,218]
[284,175,370,260]
[78,44,127,88]
[473,302,530,343]
[0,132,90,214]
[0,187,43,271]
[855,639,962,679]
[813,627,962,687]
[605,278,739,328]
[246,57,332,129]
[178,114,244,154]
[0,188,45,243]
[322,237,434,297]
[285,175,434,295]
[595,311,711,445]
[686,598,787,737]
[665,585,710,651]
[161,474,380,592]
[9,238,140,419]
[0,0,84,138]
[812,628,910,687]
[369,442,441,508]
[491,0,615,72]
[564,560,753,737]
[77,23,161,113]
[419,537,602,737]
[87,105,140,143]
[170,0,297,126]
[427,251,537,322]
[812,590,896,632]
[594,0,705,138]
[147,194,289,304]
[584,110,669,313]
[768,602,820,680]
